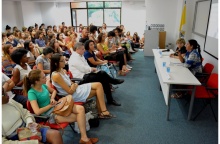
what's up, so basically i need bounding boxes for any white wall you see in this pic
[2,2,71,31]
[145,0,218,73]
[186,0,218,73]
[122,1,146,36]
[56,3,72,26]
[145,0,182,47]
[40,2,56,26]
[2,1,20,31]
[21,1,42,27]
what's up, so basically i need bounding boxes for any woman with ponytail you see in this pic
[171,39,203,99]
[178,39,202,75]
[23,69,99,144]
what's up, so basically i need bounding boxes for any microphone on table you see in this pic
[162,49,170,52]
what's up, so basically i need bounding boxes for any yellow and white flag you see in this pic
[179,1,186,38]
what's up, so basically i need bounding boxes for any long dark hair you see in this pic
[49,39,61,53]
[84,40,94,50]
[24,40,32,51]
[188,39,202,62]
[97,32,105,43]
[50,53,62,79]
[23,69,41,96]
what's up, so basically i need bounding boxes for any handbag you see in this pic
[97,64,112,77]
[53,95,74,117]
[17,127,42,142]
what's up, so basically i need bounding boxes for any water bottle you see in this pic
[113,70,117,78]
[159,51,162,58]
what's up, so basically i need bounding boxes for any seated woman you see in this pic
[51,53,116,116]
[10,48,32,86]
[170,38,187,59]
[2,44,16,77]
[171,39,203,99]
[84,40,108,67]
[2,93,63,144]
[125,31,137,52]
[36,47,54,78]
[140,33,145,49]
[49,39,64,54]
[106,30,133,68]
[89,25,98,45]
[23,69,98,144]
[35,31,46,48]
[132,32,140,48]
[97,32,129,76]
[2,32,8,45]
[66,33,78,53]
[57,33,70,58]
[178,39,202,75]
[2,73,27,108]
[113,28,134,63]
[24,40,40,68]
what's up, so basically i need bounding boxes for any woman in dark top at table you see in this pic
[170,38,187,58]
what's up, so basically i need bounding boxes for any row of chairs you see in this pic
[190,63,218,121]
[10,70,85,136]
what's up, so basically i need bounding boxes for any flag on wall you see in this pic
[179,0,186,38]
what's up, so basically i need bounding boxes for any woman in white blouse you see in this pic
[11,48,32,86]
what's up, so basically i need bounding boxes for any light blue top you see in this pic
[52,71,91,102]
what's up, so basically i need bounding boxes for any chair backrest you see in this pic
[203,63,214,74]
[26,100,35,114]
[206,73,218,97]
[66,70,73,79]
[207,73,218,89]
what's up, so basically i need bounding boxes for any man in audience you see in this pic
[79,27,89,43]
[69,42,124,106]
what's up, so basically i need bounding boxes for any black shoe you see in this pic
[108,100,121,106]
[112,79,124,85]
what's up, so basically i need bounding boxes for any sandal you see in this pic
[98,110,116,119]
[171,93,183,99]
[118,71,126,76]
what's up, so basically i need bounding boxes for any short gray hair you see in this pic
[73,42,84,51]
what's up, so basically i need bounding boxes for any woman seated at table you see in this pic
[170,38,187,58]
[178,39,202,75]
[171,39,202,99]
[2,91,63,144]
[23,70,99,144]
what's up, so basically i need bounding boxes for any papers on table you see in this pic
[165,73,171,80]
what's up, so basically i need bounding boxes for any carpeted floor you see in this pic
[63,50,218,144]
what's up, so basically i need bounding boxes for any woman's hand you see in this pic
[50,98,56,105]
[71,83,78,92]
[103,60,108,64]
[170,54,174,58]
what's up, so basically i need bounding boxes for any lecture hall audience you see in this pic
[1,22,142,143]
